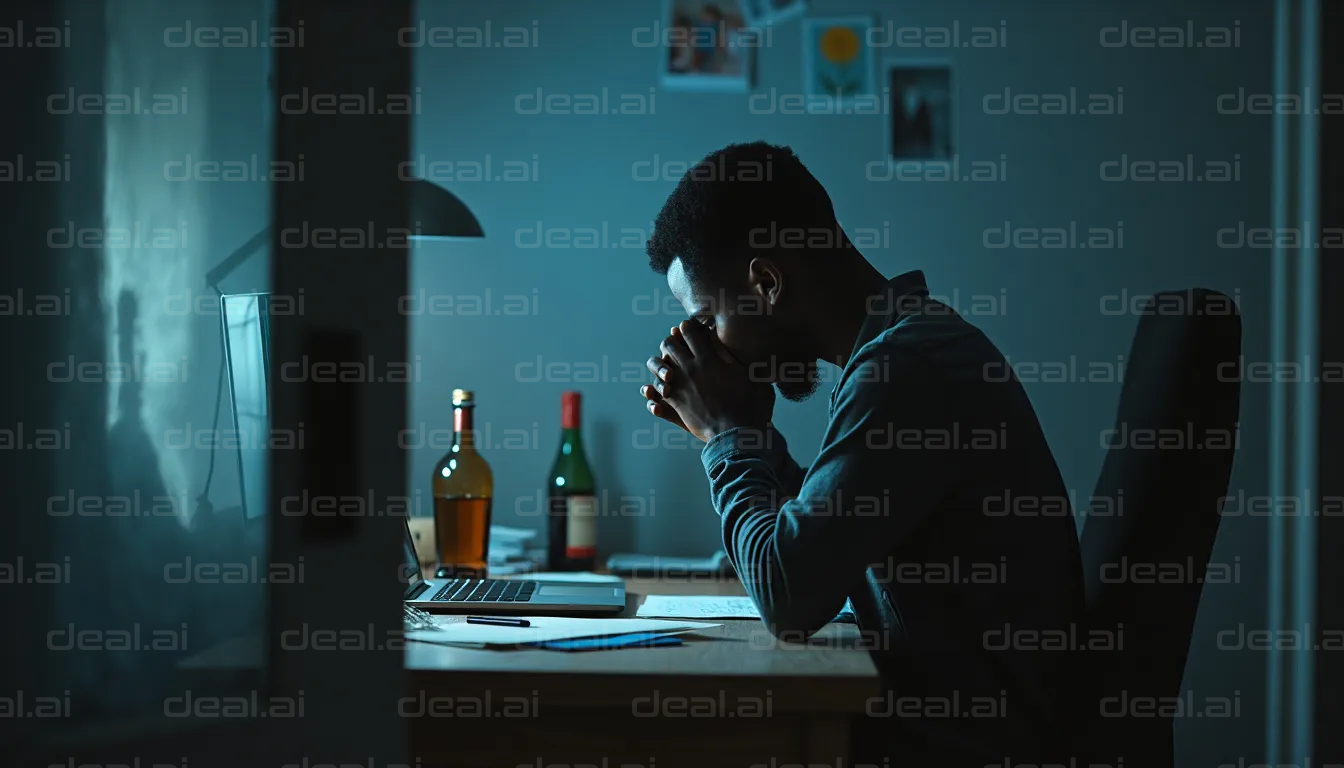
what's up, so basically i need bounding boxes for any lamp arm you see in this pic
[205,227,271,289]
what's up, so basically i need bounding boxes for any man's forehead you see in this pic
[665,257,702,311]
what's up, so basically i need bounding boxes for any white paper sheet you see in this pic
[636,595,858,623]
[405,615,719,647]
[635,595,762,620]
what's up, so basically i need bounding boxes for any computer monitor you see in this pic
[220,293,272,519]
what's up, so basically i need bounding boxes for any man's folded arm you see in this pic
[759,422,807,496]
[701,350,953,637]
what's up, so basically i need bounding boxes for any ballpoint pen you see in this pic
[465,615,531,627]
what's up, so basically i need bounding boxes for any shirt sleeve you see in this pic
[757,423,807,496]
[700,346,954,637]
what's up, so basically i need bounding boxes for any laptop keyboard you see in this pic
[429,578,537,603]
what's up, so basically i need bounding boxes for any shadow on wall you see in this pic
[43,0,272,717]
[53,289,266,718]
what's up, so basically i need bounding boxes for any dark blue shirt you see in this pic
[700,271,1085,764]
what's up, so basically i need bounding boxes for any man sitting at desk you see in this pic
[640,141,1084,767]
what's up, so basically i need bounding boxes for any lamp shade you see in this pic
[206,179,482,287]
[410,178,484,238]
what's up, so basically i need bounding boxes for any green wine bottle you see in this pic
[547,391,597,571]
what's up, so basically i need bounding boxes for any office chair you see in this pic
[1075,289,1242,768]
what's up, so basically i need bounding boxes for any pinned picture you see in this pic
[662,0,754,92]
[801,17,876,110]
[740,0,807,27]
[886,62,955,161]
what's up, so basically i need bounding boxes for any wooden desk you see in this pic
[406,575,880,768]
[180,575,881,768]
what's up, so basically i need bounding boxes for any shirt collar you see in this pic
[846,269,930,367]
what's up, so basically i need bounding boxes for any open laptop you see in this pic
[400,517,625,615]
[217,292,623,615]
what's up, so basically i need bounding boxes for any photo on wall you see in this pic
[801,17,876,110]
[741,0,807,26]
[662,0,754,92]
[886,61,954,161]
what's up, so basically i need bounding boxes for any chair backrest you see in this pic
[1076,289,1242,768]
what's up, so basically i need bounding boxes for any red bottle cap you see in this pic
[561,391,581,429]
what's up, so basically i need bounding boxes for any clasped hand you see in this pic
[640,319,775,443]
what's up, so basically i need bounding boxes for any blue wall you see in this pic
[411,1,1273,764]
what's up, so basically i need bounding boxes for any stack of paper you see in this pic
[487,526,546,571]
[488,525,536,560]
[406,616,720,650]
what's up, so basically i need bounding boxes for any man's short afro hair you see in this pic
[645,141,839,278]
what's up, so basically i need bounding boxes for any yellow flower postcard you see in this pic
[801,17,875,109]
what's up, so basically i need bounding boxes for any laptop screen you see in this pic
[220,293,271,519]
[401,517,425,597]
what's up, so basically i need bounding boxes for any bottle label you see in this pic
[565,495,597,559]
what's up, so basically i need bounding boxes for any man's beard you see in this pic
[774,360,821,402]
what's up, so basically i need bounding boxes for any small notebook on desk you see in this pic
[636,595,857,624]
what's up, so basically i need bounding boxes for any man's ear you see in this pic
[746,257,784,306]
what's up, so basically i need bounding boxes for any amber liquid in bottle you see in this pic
[432,389,494,578]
